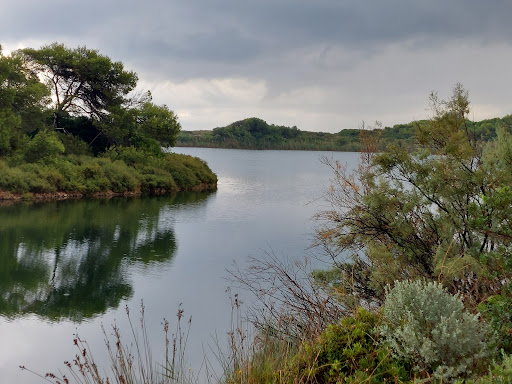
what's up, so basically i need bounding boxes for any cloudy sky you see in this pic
[2,0,512,132]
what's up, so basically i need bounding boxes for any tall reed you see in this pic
[20,302,197,384]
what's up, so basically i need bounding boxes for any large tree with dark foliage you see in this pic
[18,42,180,152]
[22,42,137,130]
[0,46,49,155]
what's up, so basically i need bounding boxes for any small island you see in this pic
[0,42,217,202]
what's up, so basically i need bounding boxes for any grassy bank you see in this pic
[0,148,217,201]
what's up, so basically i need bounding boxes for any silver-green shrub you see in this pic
[380,280,491,382]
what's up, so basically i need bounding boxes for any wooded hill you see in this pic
[177,115,512,151]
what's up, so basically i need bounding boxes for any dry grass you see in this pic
[20,302,198,384]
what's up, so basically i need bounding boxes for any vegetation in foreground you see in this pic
[22,85,512,383]
[222,84,512,383]
[0,42,216,200]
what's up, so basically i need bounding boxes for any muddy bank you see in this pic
[0,182,217,204]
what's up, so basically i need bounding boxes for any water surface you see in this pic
[0,148,359,382]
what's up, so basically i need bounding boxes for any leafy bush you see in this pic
[0,148,216,197]
[174,153,218,185]
[162,154,200,190]
[470,352,512,384]
[53,157,86,192]
[291,307,410,383]
[478,293,512,354]
[59,133,91,156]
[19,163,61,193]
[104,145,154,166]
[0,167,30,193]
[24,129,65,163]
[380,280,491,382]
[139,166,177,193]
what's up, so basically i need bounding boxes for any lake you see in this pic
[0,148,359,383]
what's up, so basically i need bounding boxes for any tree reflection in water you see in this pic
[0,192,212,321]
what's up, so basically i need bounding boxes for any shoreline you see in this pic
[0,182,217,204]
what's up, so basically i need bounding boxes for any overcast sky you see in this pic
[2,0,512,132]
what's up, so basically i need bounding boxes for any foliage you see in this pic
[287,307,409,383]
[58,132,92,156]
[177,117,362,151]
[23,129,65,163]
[0,42,182,155]
[138,102,181,147]
[0,46,49,155]
[478,290,512,354]
[96,96,182,151]
[162,153,217,190]
[21,42,137,129]
[176,114,512,152]
[473,352,512,384]
[0,42,212,196]
[314,84,512,308]
[0,151,216,197]
[380,280,491,382]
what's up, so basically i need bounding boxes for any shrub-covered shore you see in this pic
[0,42,217,201]
[0,146,217,202]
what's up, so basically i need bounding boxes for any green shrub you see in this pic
[59,134,91,156]
[24,130,65,163]
[98,158,141,193]
[162,155,200,190]
[104,145,153,166]
[478,293,512,354]
[0,145,215,196]
[79,162,109,193]
[472,352,512,384]
[139,166,177,193]
[291,307,410,383]
[53,158,86,192]
[17,163,63,193]
[380,280,491,382]
[171,153,218,185]
[0,167,30,193]
[37,167,64,190]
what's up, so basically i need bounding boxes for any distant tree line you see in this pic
[177,115,512,151]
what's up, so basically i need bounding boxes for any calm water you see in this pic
[0,148,359,382]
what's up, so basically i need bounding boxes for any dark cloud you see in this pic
[2,0,512,131]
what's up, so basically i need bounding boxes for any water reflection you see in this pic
[0,192,213,322]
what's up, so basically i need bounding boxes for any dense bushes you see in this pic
[291,307,410,383]
[0,148,216,198]
[229,281,510,383]
[478,292,512,355]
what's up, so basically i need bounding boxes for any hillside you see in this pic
[176,115,512,151]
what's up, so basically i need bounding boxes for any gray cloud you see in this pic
[2,0,512,131]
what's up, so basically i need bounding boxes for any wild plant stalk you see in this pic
[211,290,286,384]
[227,250,345,343]
[221,250,350,384]
[20,301,196,384]
[162,305,194,383]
